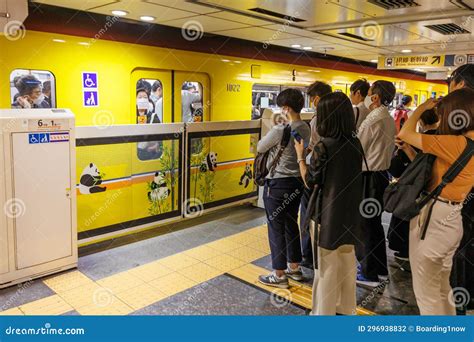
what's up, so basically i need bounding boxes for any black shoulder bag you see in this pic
[384,138,474,238]
[253,125,291,186]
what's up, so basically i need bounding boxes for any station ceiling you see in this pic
[32,0,474,69]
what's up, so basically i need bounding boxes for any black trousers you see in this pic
[356,170,390,280]
[388,215,409,255]
[263,177,304,270]
[299,187,314,263]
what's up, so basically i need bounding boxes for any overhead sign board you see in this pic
[378,54,474,70]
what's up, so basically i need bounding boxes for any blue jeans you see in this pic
[263,177,304,270]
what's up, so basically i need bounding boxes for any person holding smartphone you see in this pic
[295,92,364,315]
[257,88,311,289]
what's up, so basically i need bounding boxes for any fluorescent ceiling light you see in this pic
[112,10,128,16]
[140,16,155,22]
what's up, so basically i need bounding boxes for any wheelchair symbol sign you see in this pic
[29,133,40,144]
[29,133,50,144]
[82,72,98,89]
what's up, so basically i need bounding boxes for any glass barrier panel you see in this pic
[76,135,181,237]
[187,131,258,213]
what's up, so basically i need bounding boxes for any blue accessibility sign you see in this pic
[82,72,98,89]
[29,133,51,144]
[83,91,99,107]
[28,133,40,144]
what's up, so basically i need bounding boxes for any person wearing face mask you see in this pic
[306,82,332,152]
[150,80,163,123]
[349,79,371,129]
[355,80,396,287]
[136,88,154,124]
[257,88,311,289]
[298,81,332,270]
[12,75,46,109]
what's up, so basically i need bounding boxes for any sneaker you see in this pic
[356,272,381,287]
[258,272,289,289]
[285,266,303,281]
[394,252,409,261]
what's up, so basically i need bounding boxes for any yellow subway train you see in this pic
[0,16,448,247]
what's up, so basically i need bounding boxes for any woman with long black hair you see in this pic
[295,92,364,315]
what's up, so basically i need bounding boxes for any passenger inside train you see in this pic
[0,2,473,338]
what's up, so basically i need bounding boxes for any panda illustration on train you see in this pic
[148,172,171,202]
[199,152,218,173]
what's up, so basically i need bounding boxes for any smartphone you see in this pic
[291,130,308,148]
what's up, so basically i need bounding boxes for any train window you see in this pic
[281,85,310,111]
[10,69,56,109]
[252,84,311,118]
[181,81,203,123]
[181,81,203,155]
[251,84,279,120]
[136,78,163,161]
[136,78,162,124]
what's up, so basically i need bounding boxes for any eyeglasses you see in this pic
[446,75,453,85]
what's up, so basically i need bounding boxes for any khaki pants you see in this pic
[409,199,463,315]
[310,222,357,315]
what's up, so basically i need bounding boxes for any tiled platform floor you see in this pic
[1,206,460,316]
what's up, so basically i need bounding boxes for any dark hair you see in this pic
[401,95,412,106]
[136,88,148,97]
[137,79,151,95]
[42,80,51,93]
[152,80,162,92]
[419,109,438,126]
[437,88,474,135]
[307,81,332,98]
[350,79,370,97]
[14,75,42,96]
[276,88,304,113]
[450,64,474,90]
[182,82,195,91]
[316,92,355,138]
[371,80,396,107]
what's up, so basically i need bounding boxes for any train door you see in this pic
[173,71,210,123]
[131,69,172,124]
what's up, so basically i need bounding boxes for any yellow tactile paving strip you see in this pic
[0,223,374,316]
[228,263,374,316]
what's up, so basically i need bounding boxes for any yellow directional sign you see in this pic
[378,55,445,69]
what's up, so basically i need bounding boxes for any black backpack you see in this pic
[384,138,474,234]
[253,125,291,186]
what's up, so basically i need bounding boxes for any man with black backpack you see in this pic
[256,88,311,289]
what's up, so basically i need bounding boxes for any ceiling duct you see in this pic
[338,32,373,41]
[247,7,306,22]
[367,0,421,10]
[425,23,470,35]
[449,0,474,10]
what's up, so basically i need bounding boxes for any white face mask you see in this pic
[137,98,149,110]
[364,95,374,110]
[33,94,45,106]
